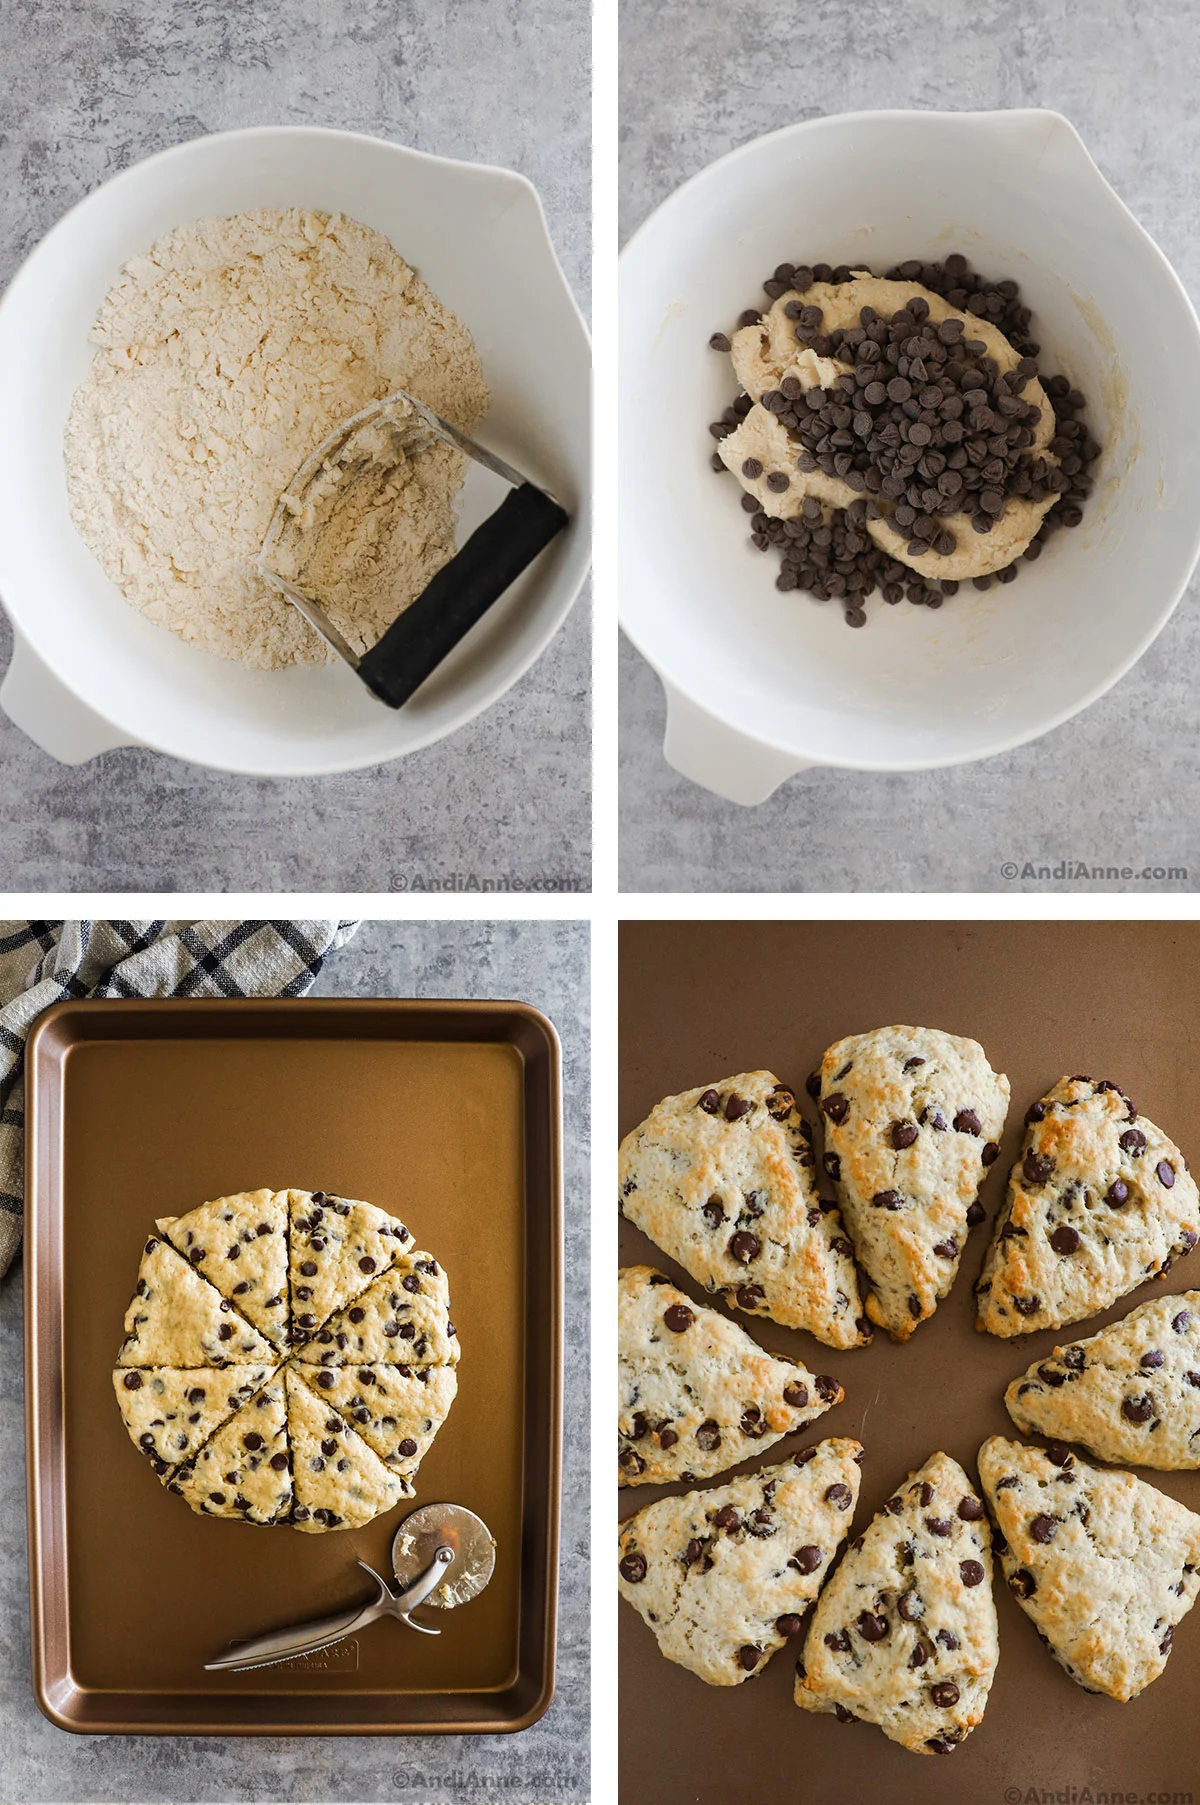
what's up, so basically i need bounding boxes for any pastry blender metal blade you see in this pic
[204,1502,496,1673]
[258,389,569,709]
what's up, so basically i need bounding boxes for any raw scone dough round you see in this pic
[112,1187,460,1531]
[719,275,1059,579]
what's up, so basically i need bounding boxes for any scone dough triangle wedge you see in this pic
[978,1435,1200,1700]
[169,1374,292,1524]
[618,1439,863,1685]
[301,1362,458,1476]
[619,1072,869,1349]
[294,1249,458,1367]
[815,1026,1009,1340]
[287,1368,409,1530]
[795,1451,998,1753]
[288,1190,415,1343]
[976,1076,1200,1337]
[117,1233,278,1366]
[618,1265,843,1485]
[112,1363,277,1477]
[1004,1291,1200,1469]
[157,1188,289,1347]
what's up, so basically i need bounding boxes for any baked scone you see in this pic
[815,1027,1009,1339]
[169,1375,292,1524]
[978,1434,1200,1699]
[619,1072,869,1349]
[617,1439,863,1686]
[294,1250,458,1367]
[116,1234,278,1366]
[157,1188,290,1347]
[617,1265,843,1485]
[976,1077,1200,1337]
[112,1363,276,1477]
[795,1451,998,1753]
[1004,1292,1200,1469]
[286,1368,410,1531]
[302,1362,458,1475]
[288,1191,414,1343]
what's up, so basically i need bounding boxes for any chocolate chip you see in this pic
[1141,1349,1165,1370]
[1158,1161,1177,1188]
[300,1260,318,1277]
[619,1552,647,1583]
[890,1120,919,1149]
[1120,1128,1147,1156]
[1122,1394,1154,1423]
[702,1197,725,1228]
[709,331,732,352]
[775,1614,803,1637]
[897,1591,924,1622]
[1174,1310,1192,1332]
[1107,1179,1130,1206]
[873,1189,903,1211]
[966,1201,987,1226]
[658,1426,679,1449]
[1030,1513,1057,1543]
[815,1374,839,1402]
[1050,1224,1080,1254]
[925,1517,952,1537]
[824,1629,850,1653]
[122,1372,143,1390]
[713,1505,741,1530]
[1023,1150,1055,1186]
[1014,1295,1042,1317]
[725,1094,752,1120]
[1009,1569,1036,1598]
[857,1611,889,1642]
[736,1284,765,1310]
[824,1483,852,1510]
[663,1303,694,1333]
[792,1544,822,1573]
[695,1420,721,1451]
[697,1089,720,1114]
[783,1381,809,1408]
[932,1239,958,1259]
[954,1109,982,1135]
[358,1256,376,1273]
[729,1231,761,1262]
[959,1559,985,1587]
[822,1093,849,1125]
[982,1141,1000,1165]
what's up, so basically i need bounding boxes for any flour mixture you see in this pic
[64,209,489,669]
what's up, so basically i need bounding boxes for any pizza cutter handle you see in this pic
[203,1569,395,1672]
[356,483,569,709]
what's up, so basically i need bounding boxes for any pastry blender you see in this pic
[205,1502,496,1672]
[258,391,569,709]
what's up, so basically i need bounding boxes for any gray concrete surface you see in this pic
[619,0,1200,893]
[0,0,590,891]
[0,918,590,1803]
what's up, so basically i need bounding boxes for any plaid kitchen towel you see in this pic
[0,919,359,1278]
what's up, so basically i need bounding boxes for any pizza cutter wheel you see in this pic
[204,1503,496,1673]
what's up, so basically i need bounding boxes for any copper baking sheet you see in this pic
[619,921,1200,1804]
[26,997,561,1735]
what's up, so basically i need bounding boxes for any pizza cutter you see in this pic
[203,1503,496,1672]
[258,388,569,709]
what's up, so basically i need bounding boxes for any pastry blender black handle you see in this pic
[357,483,569,709]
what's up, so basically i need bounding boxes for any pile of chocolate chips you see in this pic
[708,255,1101,628]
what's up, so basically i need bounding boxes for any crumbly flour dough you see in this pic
[64,209,489,668]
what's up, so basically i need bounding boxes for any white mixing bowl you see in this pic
[0,127,590,774]
[620,110,1200,804]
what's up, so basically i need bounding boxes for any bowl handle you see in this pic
[0,627,130,763]
[662,681,813,805]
